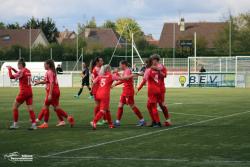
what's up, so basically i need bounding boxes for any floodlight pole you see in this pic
[50,48,53,59]
[76,24,79,70]
[229,20,232,57]
[131,33,134,68]
[194,32,197,72]
[29,24,31,62]
[172,23,175,69]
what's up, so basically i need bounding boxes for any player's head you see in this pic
[82,62,86,68]
[113,67,119,73]
[45,59,56,74]
[145,58,152,68]
[17,58,26,69]
[94,57,104,67]
[99,64,111,76]
[150,54,160,66]
[119,60,129,70]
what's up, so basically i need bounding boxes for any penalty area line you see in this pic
[41,110,250,158]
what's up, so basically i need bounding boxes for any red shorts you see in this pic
[16,91,33,105]
[119,95,134,105]
[148,92,164,104]
[96,97,110,111]
[44,90,60,106]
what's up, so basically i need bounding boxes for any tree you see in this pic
[102,20,116,30]
[115,18,144,42]
[77,17,97,34]
[0,22,5,29]
[24,17,59,43]
[6,22,21,29]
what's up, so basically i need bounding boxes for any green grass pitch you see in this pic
[0,87,250,167]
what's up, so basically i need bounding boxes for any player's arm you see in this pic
[48,80,54,101]
[11,67,18,73]
[111,80,123,88]
[7,67,22,79]
[119,73,137,80]
[136,79,146,95]
[34,80,46,85]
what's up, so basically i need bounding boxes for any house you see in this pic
[81,28,119,48]
[144,34,159,46]
[57,29,76,44]
[0,29,49,48]
[158,18,227,49]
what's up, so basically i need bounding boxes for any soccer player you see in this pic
[90,65,118,130]
[91,57,107,125]
[112,60,145,127]
[7,59,36,130]
[74,62,92,98]
[136,57,162,127]
[151,55,171,126]
[34,59,75,128]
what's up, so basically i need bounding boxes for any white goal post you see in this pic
[235,56,250,88]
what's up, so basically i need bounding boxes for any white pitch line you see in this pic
[41,110,250,158]
[42,156,250,164]
[171,112,217,118]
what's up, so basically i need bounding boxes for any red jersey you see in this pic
[143,68,161,95]
[121,68,134,96]
[44,70,59,92]
[94,72,118,100]
[157,64,167,92]
[91,66,101,95]
[8,67,32,93]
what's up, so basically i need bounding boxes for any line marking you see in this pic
[171,112,217,118]
[42,156,250,164]
[41,110,250,158]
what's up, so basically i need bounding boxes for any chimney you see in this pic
[179,18,185,32]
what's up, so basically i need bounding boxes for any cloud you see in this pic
[0,0,249,39]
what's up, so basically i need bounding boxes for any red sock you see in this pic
[38,109,45,121]
[147,102,154,122]
[93,111,104,124]
[94,105,99,116]
[132,106,143,120]
[152,103,160,123]
[117,107,123,121]
[44,109,50,123]
[29,110,36,123]
[13,108,18,122]
[106,110,112,125]
[56,108,68,118]
[55,110,64,121]
[160,104,170,120]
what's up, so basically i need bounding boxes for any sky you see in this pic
[0,0,249,39]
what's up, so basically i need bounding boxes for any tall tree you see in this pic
[0,22,5,29]
[115,18,144,42]
[24,17,59,43]
[77,17,97,34]
[102,20,116,30]
[6,22,21,29]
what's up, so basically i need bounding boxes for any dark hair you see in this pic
[145,58,152,68]
[120,60,129,66]
[91,57,102,71]
[150,54,160,61]
[18,58,26,67]
[45,59,56,75]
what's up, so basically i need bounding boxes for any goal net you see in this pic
[235,56,250,88]
[188,57,236,87]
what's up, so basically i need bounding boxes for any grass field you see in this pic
[0,87,250,167]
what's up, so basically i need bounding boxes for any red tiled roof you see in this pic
[0,29,44,48]
[159,22,227,48]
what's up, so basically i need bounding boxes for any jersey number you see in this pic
[100,78,106,87]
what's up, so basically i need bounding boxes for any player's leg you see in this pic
[91,109,105,130]
[151,102,161,127]
[37,105,50,129]
[147,101,155,127]
[87,85,93,97]
[114,100,124,126]
[105,109,114,128]
[9,100,22,129]
[26,104,37,130]
[128,96,145,126]
[75,85,84,98]
[159,102,171,126]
